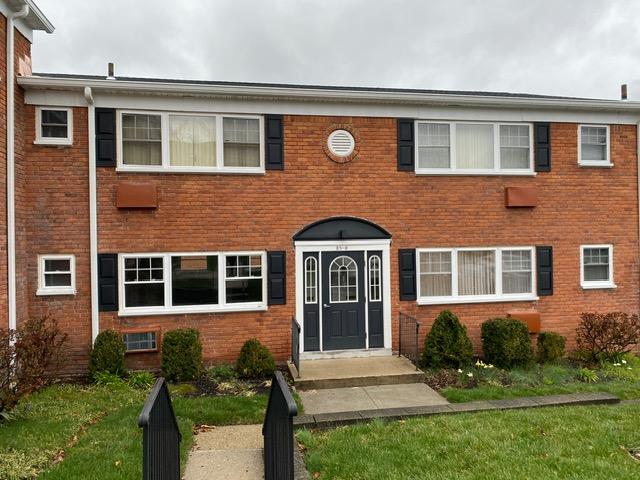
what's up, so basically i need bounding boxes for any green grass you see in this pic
[299,403,640,480]
[0,384,267,480]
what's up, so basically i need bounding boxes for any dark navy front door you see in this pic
[321,251,366,350]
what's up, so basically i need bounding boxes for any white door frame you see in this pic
[294,239,392,357]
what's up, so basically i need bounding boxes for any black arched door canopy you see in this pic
[293,216,392,241]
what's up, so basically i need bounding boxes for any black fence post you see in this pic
[138,378,182,480]
[263,371,298,480]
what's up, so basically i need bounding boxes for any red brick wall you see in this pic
[0,14,7,326]
[93,116,640,369]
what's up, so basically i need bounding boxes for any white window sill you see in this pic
[578,161,613,168]
[414,169,536,177]
[34,139,73,147]
[36,288,76,296]
[417,294,538,306]
[118,304,268,317]
[116,166,265,175]
[581,282,617,290]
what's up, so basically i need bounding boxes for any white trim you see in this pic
[34,106,73,146]
[118,251,267,316]
[37,254,76,296]
[416,246,537,305]
[295,239,392,355]
[580,244,616,289]
[578,124,612,167]
[415,121,534,175]
[116,110,265,174]
[85,88,99,343]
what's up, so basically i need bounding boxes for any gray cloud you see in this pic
[32,0,640,99]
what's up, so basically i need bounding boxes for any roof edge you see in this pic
[24,0,55,33]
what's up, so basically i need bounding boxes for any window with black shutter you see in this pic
[398,248,416,300]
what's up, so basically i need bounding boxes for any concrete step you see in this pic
[289,356,424,391]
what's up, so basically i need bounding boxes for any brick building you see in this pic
[2,1,640,374]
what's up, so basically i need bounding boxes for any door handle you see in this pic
[323,304,330,308]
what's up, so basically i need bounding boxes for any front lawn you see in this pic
[0,383,267,480]
[299,403,640,479]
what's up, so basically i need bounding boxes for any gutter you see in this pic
[84,87,99,343]
[17,76,640,113]
[6,4,29,332]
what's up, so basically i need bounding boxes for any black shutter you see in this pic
[397,118,415,171]
[98,253,118,311]
[534,122,551,172]
[95,108,116,167]
[398,249,416,300]
[536,246,553,296]
[265,115,284,170]
[267,251,286,305]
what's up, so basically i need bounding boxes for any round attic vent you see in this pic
[327,129,355,157]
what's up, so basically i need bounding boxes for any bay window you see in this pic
[119,111,264,172]
[415,121,533,174]
[417,247,536,304]
[120,252,266,315]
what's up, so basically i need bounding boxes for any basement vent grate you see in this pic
[327,129,355,157]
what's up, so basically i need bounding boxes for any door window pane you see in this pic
[329,256,358,302]
[420,251,452,297]
[305,257,317,304]
[170,115,216,167]
[458,250,495,296]
[368,256,381,302]
[122,113,162,166]
[223,117,260,167]
[171,255,218,306]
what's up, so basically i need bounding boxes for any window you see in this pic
[415,121,533,174]
[581,245,615,289]
[35,107,73,145]
[123,331,157,352]
[120,252,266,315]
[329,256,358,303]
[368,255,381,302]
[417,247,536,304]
[37,254,75,295]
[579,125,611,166]
[304,257,317,304]
[118,111,264,172]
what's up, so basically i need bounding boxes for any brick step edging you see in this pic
[293,392,620,430]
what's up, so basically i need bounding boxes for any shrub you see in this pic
[88,330,126,379]
[236,338,276,379]
[0,316,66,418]
[576,312,640,364]
[481,318,533,369]
[536,332,566,363]
[422,310,473,369]
[207,363,238,382]
[161,328,203,382]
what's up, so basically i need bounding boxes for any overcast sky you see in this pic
[31,0,640,99]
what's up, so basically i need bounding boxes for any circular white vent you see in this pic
[327,129,355,157]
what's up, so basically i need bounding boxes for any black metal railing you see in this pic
[263,371,298,480]
[138,378,182,480]
[291,317,301,377]
[399,312,422,368]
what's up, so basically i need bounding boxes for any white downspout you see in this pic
[84,87,99,343]
[7,5,29,332]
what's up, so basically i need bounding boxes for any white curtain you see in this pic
[420,251,452,297]
[458,250,495,296]
[170,116,216,167]
[223,118,260,167]
[456,124,494,169]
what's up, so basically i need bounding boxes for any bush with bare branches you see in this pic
[576,312,640,364]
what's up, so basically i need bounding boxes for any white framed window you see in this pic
[119,251,267,316]
[117,110,265,174]
[415,121,533,175]
[37,254,76,295]
[578,125,611,167]
[329,256,358,303]
[304,256,317,304]
[123,331,158,352]
[35,107,73,146]
[417,247,536,305]
[368,255,381,302]
[580,245,615,289]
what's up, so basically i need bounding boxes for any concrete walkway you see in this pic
[300,383,449,415]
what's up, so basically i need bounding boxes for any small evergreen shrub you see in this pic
[422,310,473,369]
[161,328,203,382]
[481,318,533,369]
[236,338,276,379]
[88,330,126,379]
[536,332,566,363]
